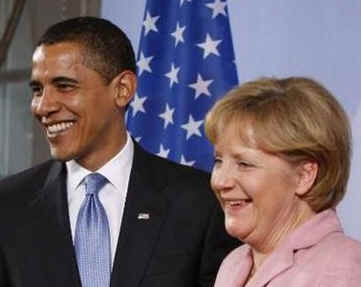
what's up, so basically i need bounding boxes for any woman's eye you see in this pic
[213,157,222,165]
[238,162,252,168]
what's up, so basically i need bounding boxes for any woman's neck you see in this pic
[250,201,315,273]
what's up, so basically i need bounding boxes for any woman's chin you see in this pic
[225,218,252,241]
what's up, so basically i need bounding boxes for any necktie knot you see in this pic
[84,173,107,196]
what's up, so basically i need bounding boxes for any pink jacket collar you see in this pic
[215,209,342,287]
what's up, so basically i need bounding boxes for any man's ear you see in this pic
[295,160,319,196]
[111,70,137,108]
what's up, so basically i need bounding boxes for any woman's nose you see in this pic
[211,164,235,193]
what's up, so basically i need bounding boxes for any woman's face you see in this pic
[211,123,312,251]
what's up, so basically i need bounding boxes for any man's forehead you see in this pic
[33,42,85,62]
[32,45,47,63]
[32,43,87,73]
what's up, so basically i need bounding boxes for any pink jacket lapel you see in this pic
[215,210,343,287]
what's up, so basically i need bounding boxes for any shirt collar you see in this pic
[66,133,134,191]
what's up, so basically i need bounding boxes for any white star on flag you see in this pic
[127,0,239,171]
[159,104,175,129]
[180,0,192,7]
[180,155,195,166]
[165,63,180,88]
[130,93,147,117]
[143,11,160,36]
[137,52,153,76]
[205,0,227,18]
[197,33,222,59]
[156,144,170,158]
[181,115,203,140]
[189,74,214,99]
[171,22,186,47]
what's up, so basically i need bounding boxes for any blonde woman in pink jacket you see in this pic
[205,77,361,287]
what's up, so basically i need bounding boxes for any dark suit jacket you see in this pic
[0,143,238,287]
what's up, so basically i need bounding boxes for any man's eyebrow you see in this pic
[29,77,80,89]
[52,77,79,84]
[29,80,41,87]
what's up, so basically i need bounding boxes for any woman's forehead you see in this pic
[214,119,258,147]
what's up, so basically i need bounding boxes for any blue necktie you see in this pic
[74,173,111,287]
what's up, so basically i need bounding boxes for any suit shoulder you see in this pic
[162,156,209,181]
[324,232,361,262]
[316,233,361,285]
[306,231,361,282]
[136,147,214,201]
[0,160,56,199]
[148,152,210,187]
[137,145,210,183]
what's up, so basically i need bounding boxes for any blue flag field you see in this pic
[127,0,238,171]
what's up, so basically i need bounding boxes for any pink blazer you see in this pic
[214,209,361,287]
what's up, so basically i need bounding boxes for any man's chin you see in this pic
[49,148,75,162]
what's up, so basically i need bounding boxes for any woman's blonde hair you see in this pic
[205,77,352,212]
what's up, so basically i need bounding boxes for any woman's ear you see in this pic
[295,160,319,196]
[112,70,137,108]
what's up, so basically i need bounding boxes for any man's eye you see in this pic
[57,83,76,91]
[30,86,42,97]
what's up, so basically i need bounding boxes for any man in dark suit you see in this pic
[0,17,238,287]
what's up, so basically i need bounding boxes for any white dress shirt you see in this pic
[66,134,133,266]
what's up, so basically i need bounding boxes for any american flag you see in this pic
[127,0,238,172]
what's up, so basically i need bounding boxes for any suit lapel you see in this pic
[42,161,72,236]
[15,161,81,286]
[111,144,168,287]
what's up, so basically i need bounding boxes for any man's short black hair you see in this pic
[37,16,136,83]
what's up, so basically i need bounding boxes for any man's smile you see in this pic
[44,121,75,138]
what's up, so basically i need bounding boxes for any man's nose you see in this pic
[31,88,60,118]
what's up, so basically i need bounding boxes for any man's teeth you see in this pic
[229,199,252,207]
[47,122,74,137]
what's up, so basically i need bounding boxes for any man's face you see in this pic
[30,42,128,170]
